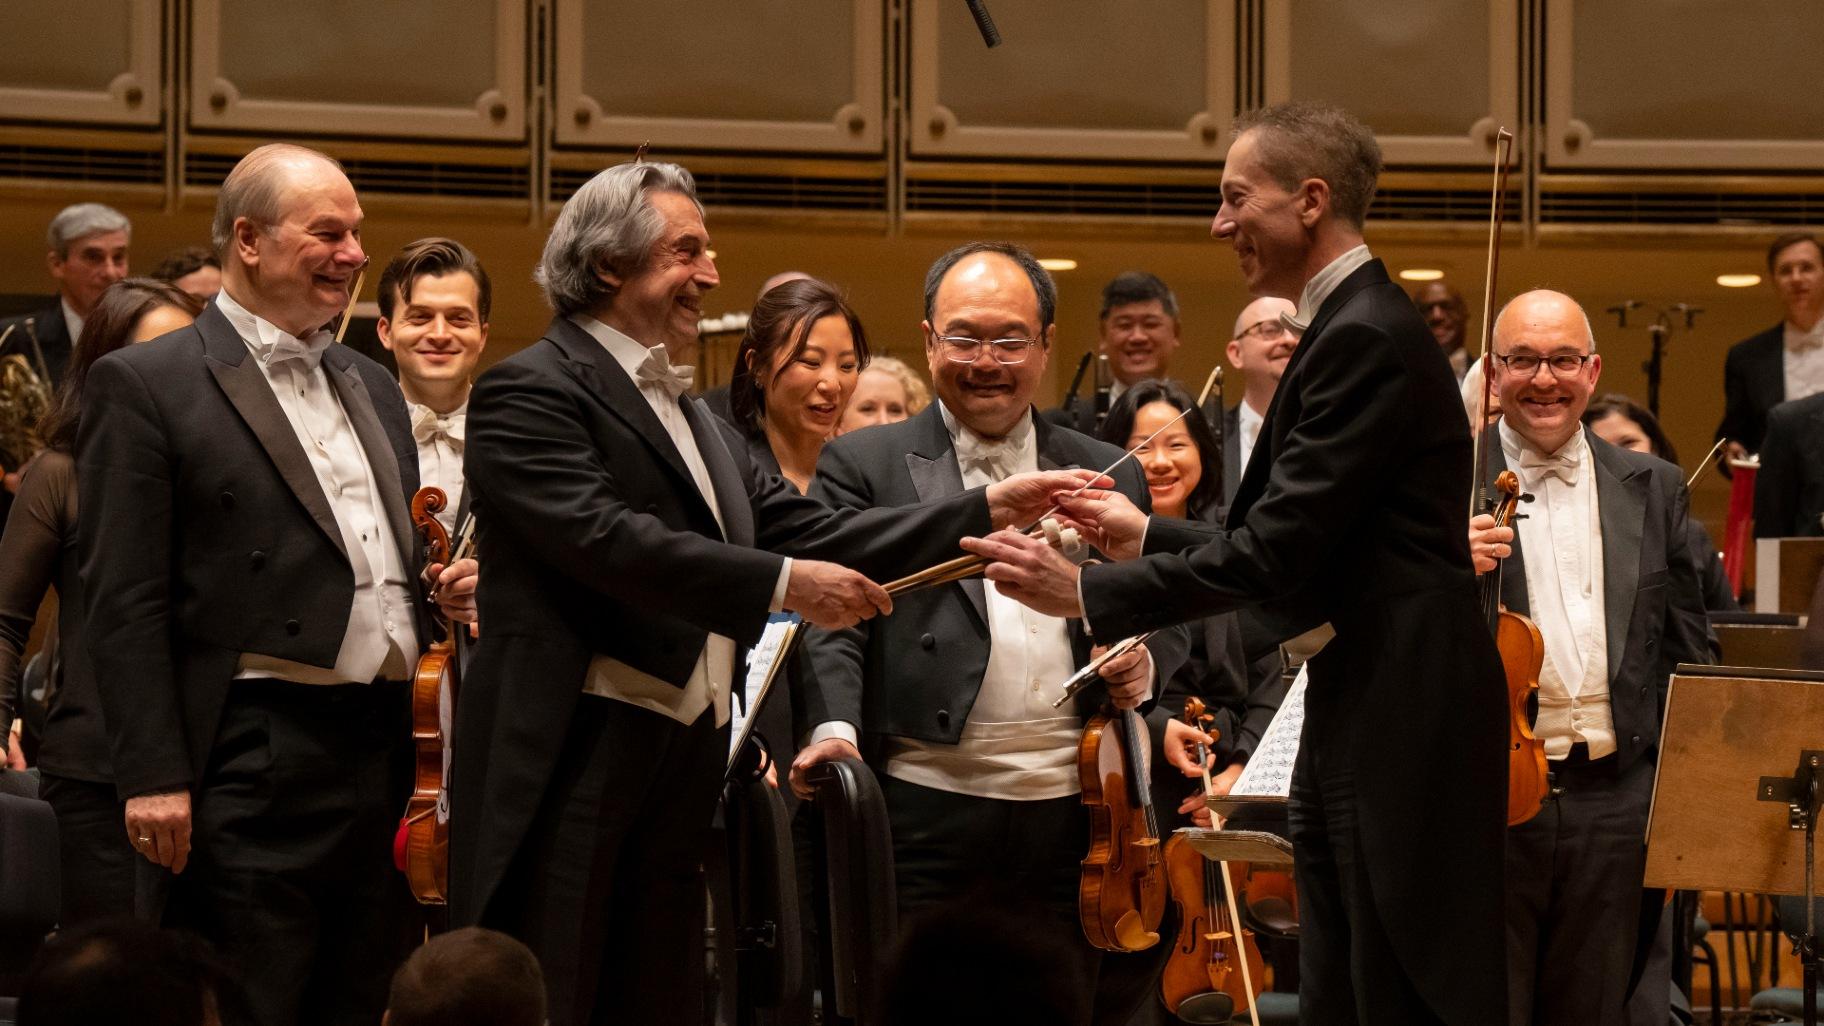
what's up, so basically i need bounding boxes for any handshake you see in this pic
[783,469,1148,630]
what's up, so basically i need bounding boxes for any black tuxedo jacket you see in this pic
[802,404,1187,749]
[0,299,73,389]
[449,317,994,922]
[1080,259,1508,1024]
[1715,324,1785,451]
[1754,392,1824,538]
[1483,427,1718,769]
[1219,403,1243,506]
[76,302,425,800]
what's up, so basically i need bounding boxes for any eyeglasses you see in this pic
[1494,352,1594,378]
[1236,318,1299,343]
[930,334,1042,365]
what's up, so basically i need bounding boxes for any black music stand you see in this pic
[1645,665,1824,1026]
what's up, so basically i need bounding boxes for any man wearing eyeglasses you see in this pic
[790,241,1189,1026]
[1221,295,1300,504]
[1467,289,1715,1026]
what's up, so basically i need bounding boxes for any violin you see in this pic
[1078,702,1167,952]
[1465,127,1549,828]
[395,487,469,905]
[1483,471,1549,826]
[1161,697,1265,1024]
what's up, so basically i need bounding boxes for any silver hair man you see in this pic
[46,203,130,256]
[536,161,702,316]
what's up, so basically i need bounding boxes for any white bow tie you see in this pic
[411,405,465,448]
[635,346,695,399]
[266,329,334,371]
[957,437,1023,480]
[1518,448,1580,486]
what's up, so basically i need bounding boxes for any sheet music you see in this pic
[1227,665,1309,799]
[729,614,802,763]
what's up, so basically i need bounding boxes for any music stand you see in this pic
[1645,665,1824,1026]
[1179,827,1293,867]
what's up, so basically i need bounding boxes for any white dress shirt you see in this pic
[1499,421,1614,759]
[878,404,1086,799]
[409,399,466,537]
[1236,399,1266,478]
[1282,244,1373,333]
[60,297,83,347]
[571,314,790,728]
[215,289,420,685]
[1783,319,1824,403]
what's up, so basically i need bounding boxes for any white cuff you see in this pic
[807,720,860,749]
[768,557,792,613]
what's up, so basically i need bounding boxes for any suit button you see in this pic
[1645,636,1656,649]
[285,619,301,636]
[219,491,235,509]
[920,633,935,650]
[1639,685,1648,697]
[1631,734,1642,745]
[250,550,266,571]
[936,709,951,729]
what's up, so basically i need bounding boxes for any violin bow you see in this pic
[1469,129,1514,523]
[332,266,368,345]
[885,366,1224,598]
[1185,699,1260,1026]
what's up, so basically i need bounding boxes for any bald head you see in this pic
[212,144,349,255]
[1231,296,1296,339]
[759,270,811,299]
[1492,289,1596,354]
[1227,296,1300,411]
[213,143,366,337]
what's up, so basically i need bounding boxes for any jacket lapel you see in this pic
[548,317,700,500]
[199,305,347,560]
[323,346,416,574]
[904,405,987,625]
[681,397,753,546]
[1590,431,1645,685]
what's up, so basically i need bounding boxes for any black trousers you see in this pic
[1290,751,1443,1026]
[880,774,1167,1026]
[1507,747,1662,1026]
[39,773,136,927]
[492,695,727,1026]
[163,679,415,1026]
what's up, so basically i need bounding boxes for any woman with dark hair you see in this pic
[0,277,203,924]
[1583,393,1738,613]
[1099,381,1284,825]
[727,277,869,493]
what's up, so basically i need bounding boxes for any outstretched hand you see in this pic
[960,529,1085,619]
[985,469,1112,529]
[1050,488,1147,561]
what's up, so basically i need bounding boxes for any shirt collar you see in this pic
[1283,244,1373,332]
[59,296,84,344]
[1237,399,1265,433]
[214,287,324,367]
[1783,319,1824,353]
[937,399,1035,458]
[1497,417,1589,466]
[571,313,664,383]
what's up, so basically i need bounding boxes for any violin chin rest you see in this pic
[1111,910,1159,951]
[1175,991,1236,1024]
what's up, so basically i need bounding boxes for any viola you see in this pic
[1078,703,1167,952]
[1161,698,1266,1024]
[395,487,468,905]
[1483,471,1549,826]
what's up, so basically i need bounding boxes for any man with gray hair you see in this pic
[965,101,1509,1024]
[0,202,131,388]
[450,160,1093,1026]
[78,143,474,1026]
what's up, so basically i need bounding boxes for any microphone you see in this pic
[965,0,1002,47]
[1606,300,1642,328]
[1061,351,1093,412]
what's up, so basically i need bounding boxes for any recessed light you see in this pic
[1717,273,1761,288]
[1037,258,1078,272]
[1399,268,1445,282]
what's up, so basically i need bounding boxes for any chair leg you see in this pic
[1694,938,1721,1024]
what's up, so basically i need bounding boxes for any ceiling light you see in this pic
[1716,273,1761,288]
[1398,268,1445,282]
[1037,258,1078,272]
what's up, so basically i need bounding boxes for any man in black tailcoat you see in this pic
[964,101,1509,1025]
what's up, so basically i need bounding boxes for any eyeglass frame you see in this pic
[1492,351,1595,378]
[926,330,1046,365]
[1235,317,1300,343]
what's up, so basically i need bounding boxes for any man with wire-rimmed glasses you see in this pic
[1222,295,1301,505]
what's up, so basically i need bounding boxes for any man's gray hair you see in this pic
[46,203,130,257]
[536,161,702,316]
[210,144,346,255]
[1233,101,1383,230]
